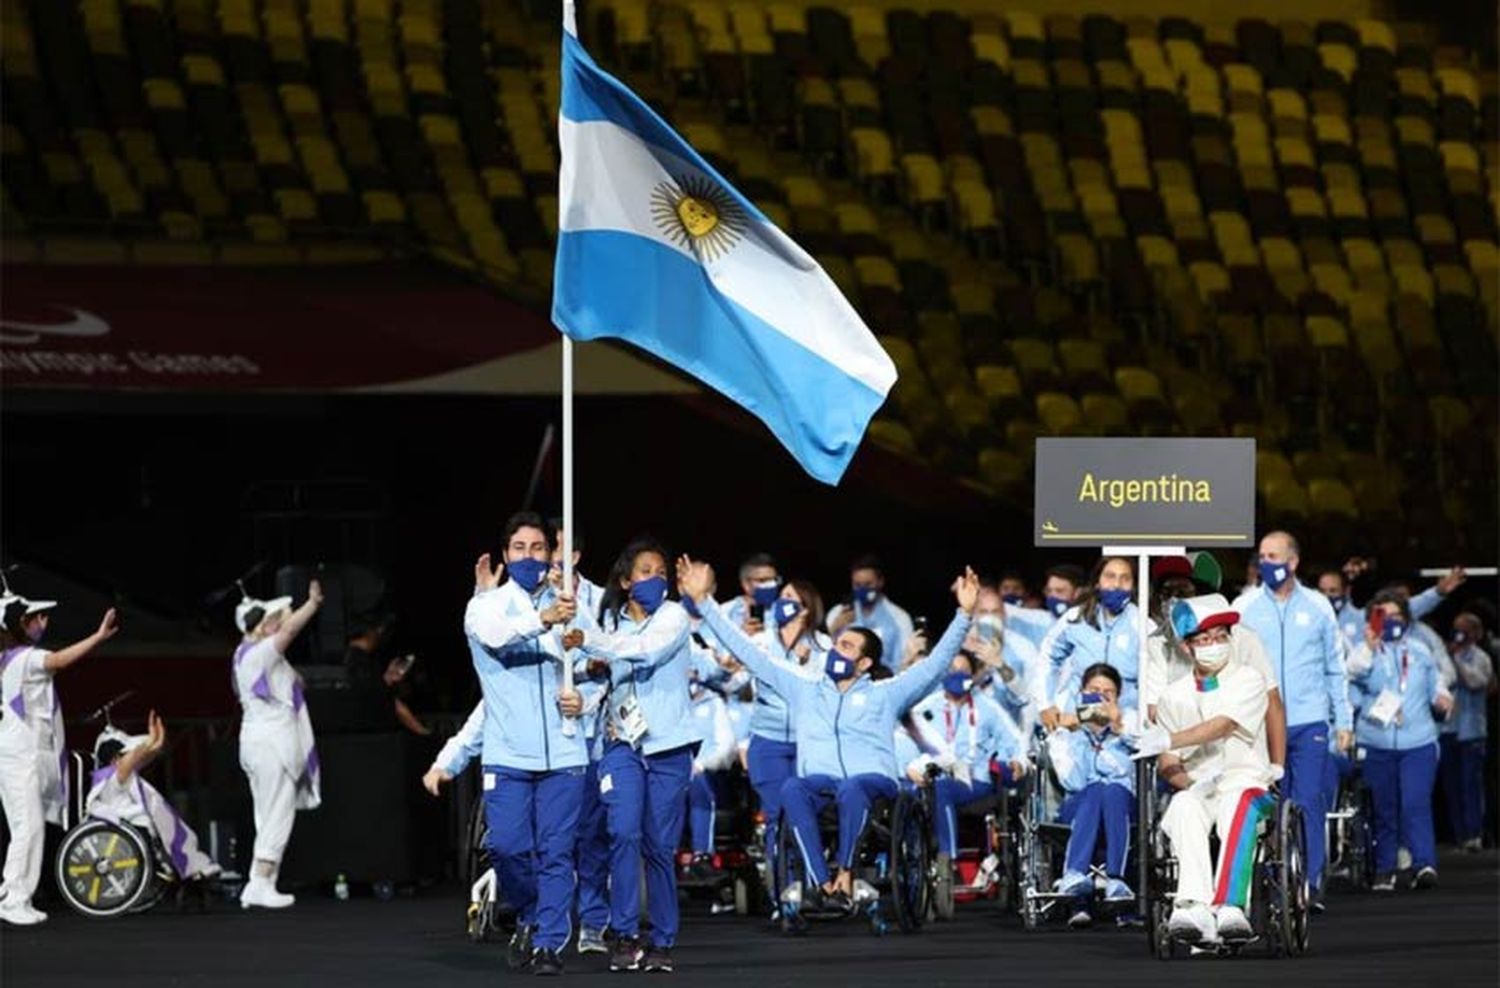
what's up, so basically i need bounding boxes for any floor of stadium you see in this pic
[5,850,1495,986]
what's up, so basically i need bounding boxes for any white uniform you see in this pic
[234,638,321,866]
[85,769,219,879]
[0,644,67,911]
[1157,662,1274,906]
[1141,625,1276,722]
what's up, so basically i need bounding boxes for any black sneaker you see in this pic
[609,936,643,973]
[532,948,564,977]
[1411,866,1438,890]
[1372,872,1396,892]
[824,890,853,915]
[642,946,673,973]
[507,925,535,970]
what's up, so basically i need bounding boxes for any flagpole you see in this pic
[561,334,577,715]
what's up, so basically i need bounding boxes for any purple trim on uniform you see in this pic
[251,672,272,702]
[291,679,305,712]
[8,692,24,719]
[303,747,321,786]
[0,646,22,670]
[92,766,116,787]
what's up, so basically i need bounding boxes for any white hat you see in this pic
[1169,593,1241,640]
[0,593,56,619]
[235,595,293,634]
[22,598,57,615]
[93,725,149,762]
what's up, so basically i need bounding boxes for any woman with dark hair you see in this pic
[742,577,829,906]
[0,592,118,926]
[573,537,696,973]
[1349,588,1453,891]
[1036,557,1144,731]
[1046,662,1137,928]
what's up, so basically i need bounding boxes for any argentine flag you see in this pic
[551,3,897,485]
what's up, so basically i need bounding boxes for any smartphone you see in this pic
[1367,609,1385,636]
[913,616,929,635]
[1077,691,1106,722]
[749,603,764,623]
[395,654,416,675]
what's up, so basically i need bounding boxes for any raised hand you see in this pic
[1436,566,1467,596]
[474,553,502,592]
[675,555,715,603]
[96,608,120,641]
[954,566,980,614]
[306,579,325,607]
[146,710,166,751]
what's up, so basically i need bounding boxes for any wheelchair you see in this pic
[462,789,519,942]
[53,750,218,918]
[1015,730,1141,929]
[1324,752,1373,891]
[676,767,764,916]
[774,785,934,936]
[929,761,1018,921]
[1140,763,1312,960]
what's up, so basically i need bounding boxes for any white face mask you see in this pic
[1193,641,1231,673]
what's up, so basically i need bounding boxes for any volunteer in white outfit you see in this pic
[1136,596,1276,946]
[86,711,220,881]
[0,594,118,926]
[233,581,324,909]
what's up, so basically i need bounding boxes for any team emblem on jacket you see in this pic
[651,174,745,262]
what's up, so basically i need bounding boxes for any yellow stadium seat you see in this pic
[1036,392,1084,436]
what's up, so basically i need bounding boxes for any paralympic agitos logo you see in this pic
[0,306,111,345]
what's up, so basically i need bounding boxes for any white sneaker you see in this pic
[1215,904,1252,941]
[0,902,48,926]
[240,877,295,910]
[1055,871,1092,898]
[1396,847,1412,870]
[1167,902,1217,944]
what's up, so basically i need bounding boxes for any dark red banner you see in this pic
[1,263,558,390]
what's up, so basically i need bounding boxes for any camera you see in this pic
[1076,692,1110,724]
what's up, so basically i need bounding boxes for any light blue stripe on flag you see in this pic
[552,8,897,485]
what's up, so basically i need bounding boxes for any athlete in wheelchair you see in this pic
[1134,596,1310,957]
[56,711,221,918]
[1015,663,1139,929]
[682,557,979,935]
[897,649,1028,920]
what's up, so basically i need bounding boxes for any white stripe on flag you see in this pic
[558,117,896,398]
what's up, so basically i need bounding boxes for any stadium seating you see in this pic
[1,1,1495,559]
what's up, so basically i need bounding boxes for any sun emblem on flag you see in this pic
[650,174,746,262]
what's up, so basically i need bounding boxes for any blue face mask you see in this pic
[751,581,781,608]
[1328,594,1347,614]
[825,651,857,683]
[942,672,972,698]
[25,623,44,644]
[1258,560,1291,590]
[1098,588,1131,615]
[1001,593,1025,607]
[853,585,879,608]
[507,557,549,593]
[772,598,802,628]
[1045,595,1070,617]
[1380,617,1407,643]
[630,576,669,615]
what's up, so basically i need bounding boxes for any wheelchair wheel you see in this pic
[1280,801,1312,956]
[774,812,809,935]
[932,853,956,920]
[463,796,488,888]
[889,794,932,934]
[56,819,158,918]
[1265,800,1311,958]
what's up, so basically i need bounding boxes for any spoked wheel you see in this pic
[1281,803,1312,955]
[890,796,932,933]
[56,820,156,917]
[1149,896,1177,960]
[466,872,496,943]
